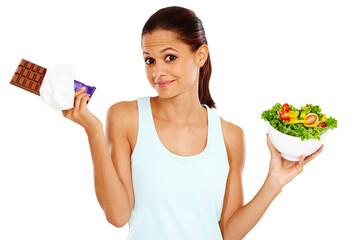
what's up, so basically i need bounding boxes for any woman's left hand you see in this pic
[266,133,324,189]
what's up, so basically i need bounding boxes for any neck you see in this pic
[151,93,206,125]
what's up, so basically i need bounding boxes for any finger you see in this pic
[305,144,324,163]
[74,87,86,97]
[295,154,306,174]
[73,88,86,109]
[304,144,324,165]
[74,92,88,109]
[79,94,90,110]
[86,94,91,104]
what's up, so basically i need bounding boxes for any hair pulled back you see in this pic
[141,6,216,109]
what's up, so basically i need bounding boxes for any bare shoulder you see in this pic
[106,100,138,124]
[220,117,245,142]
[105,99,139,149]
[220,117,246,170]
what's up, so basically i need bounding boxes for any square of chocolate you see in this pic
[9,59,47,96]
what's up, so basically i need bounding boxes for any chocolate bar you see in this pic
[10,59,46,95]
[10,59,96,98]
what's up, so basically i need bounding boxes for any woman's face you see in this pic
[141,29,207,98]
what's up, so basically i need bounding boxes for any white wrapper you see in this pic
[39,64,76,111]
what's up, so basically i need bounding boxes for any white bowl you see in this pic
[268,123,328,161]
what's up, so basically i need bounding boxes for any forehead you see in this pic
[141,30,189,52]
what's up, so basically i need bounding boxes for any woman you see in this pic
[62,6,324,240]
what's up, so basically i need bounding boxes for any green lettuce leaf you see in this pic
[261,103,338,141]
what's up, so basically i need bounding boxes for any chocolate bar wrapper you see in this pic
[74,80,96,98]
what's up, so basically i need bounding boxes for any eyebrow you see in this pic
[143,47,179,55]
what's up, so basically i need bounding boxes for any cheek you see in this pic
[172,63,183,77]
[145,67,153,80]
[176,59,197,78]
[183,59,198,79]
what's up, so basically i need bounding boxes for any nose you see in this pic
[152,62,167,79]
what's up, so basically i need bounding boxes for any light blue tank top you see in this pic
[127,96,229,240]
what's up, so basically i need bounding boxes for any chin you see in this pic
[154,88,182,100]
[156,92,176,99]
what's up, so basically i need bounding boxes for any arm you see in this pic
[223,173,281,239]
[86,121,132,227]
[221,123,324,240]
[63,89,134,227]
[86,102,136,227]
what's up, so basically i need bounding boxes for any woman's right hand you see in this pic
[62,87,103,133]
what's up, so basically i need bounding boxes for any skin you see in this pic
[142,30,209,126]
[62,29,324,239]
[140,30,211,156]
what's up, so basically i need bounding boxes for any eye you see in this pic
[165,55,177,62]
[145,55,177,65]
[145,58,154,65]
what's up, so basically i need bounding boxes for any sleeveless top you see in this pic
[127,96,229,240]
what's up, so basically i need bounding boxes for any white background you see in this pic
[1,0,359,239]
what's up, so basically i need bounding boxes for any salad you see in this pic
[261,103,338,141]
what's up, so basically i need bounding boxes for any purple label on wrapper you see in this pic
[74,80,96,98]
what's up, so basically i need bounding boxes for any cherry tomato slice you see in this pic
[306,114,318,125]
[278,110,290,122]
[282,114,290,121]
[318,123,327,128]
[281,103,290,113]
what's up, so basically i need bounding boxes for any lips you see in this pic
[155,80,175,88]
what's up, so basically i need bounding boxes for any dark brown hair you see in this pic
[141,6,216,109]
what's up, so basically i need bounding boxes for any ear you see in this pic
[196,44,209,68]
